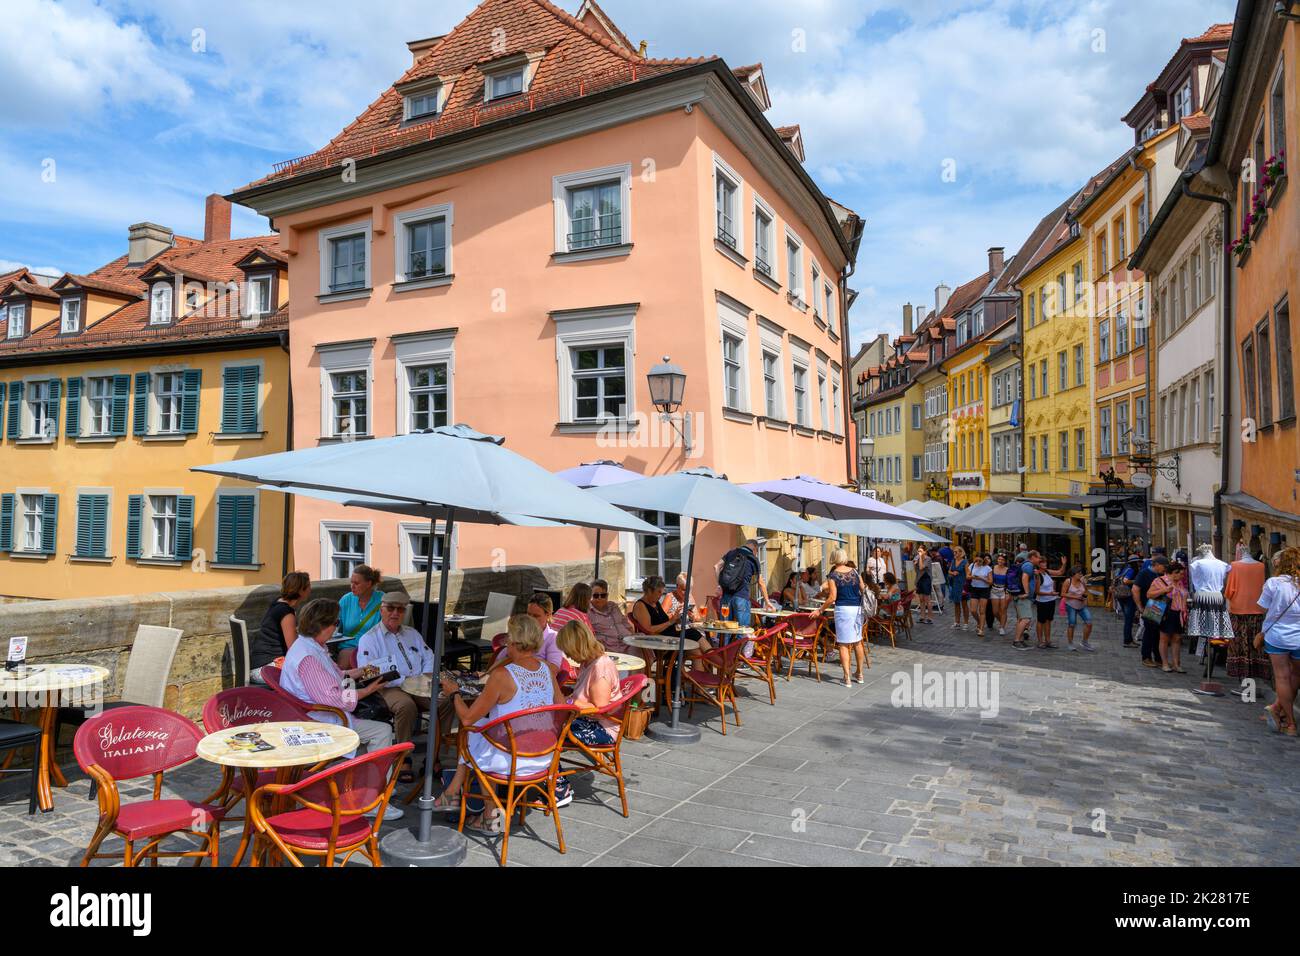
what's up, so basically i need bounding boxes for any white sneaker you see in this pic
[1080,641,1096,652]
[998,627,1006,636]
[366,800,403,821]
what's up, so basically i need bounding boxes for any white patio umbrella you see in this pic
[960,500,1084,535]
[907,500,961,523]
[193,424,662,866]
[814,517,948,543]
[946,497,1006,531]
[591,467,837,744]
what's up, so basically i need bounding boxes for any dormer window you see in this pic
[246,275,272,316]
[7,303,25,338]
[487,67,525,101]
[60,297,81,334]
[150,283,173,325]
[401,80,446,122]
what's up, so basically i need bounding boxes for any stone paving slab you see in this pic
[1,606,1295,866]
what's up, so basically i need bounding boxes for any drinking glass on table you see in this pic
[719,603,729,620]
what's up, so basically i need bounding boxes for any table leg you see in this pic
[35,705,59,812]
[230,768,261,867]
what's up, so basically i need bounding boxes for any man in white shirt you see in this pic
[357,591,435,746]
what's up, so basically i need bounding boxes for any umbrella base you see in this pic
[646,721,701,745]
[380,824,467,867]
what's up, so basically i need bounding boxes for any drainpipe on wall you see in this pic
[1180,176,1233,557]
[278,330,293,579]
[839,218,866,487]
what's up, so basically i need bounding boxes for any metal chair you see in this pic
[74,705,224,867]
[0,719,41,815]
[684,638,748,734]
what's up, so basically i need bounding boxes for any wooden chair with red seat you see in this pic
[779,612,823,683]
[736,623,781,705]
[683,636,748,734]
[247,742,412,867]
[73,705,225,867]
[457,703,579,867]
[869,599,900,648]
[896,591,916,640]
[559,674,647,817]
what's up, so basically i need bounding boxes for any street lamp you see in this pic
[647,356,693,453]
[859,436,874,491]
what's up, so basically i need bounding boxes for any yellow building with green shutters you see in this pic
[0,199,291,600]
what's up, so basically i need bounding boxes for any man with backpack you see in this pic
[1009,550,1040,649]
[715,538,770,629]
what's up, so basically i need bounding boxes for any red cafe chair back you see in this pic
[202,686,311,733]
[259,664,347,724]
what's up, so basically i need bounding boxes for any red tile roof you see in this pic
[1186,23,1233,45]
[55,273,144,300]
[2,279,59,302]
[245,0,714,188]
[0,235,285,356]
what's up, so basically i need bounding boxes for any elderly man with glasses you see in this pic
[356,591,435,748]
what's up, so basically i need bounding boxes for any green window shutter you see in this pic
[0,494,13,552]
[180,369,202,434]
[125,495,143,558]
[6,382,23,440]
[40,494,58,554]
[239,367,260,433]
[220,367,239,433]
[47,379,61,439]
[0,383,6,440]
[132,373,150,435]
[216,495,256,565]
[76,494,108,558]
[175,495,195,560]
[65,377,82,437]
[110,374,130,436]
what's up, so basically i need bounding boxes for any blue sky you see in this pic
[0,0,1235,348]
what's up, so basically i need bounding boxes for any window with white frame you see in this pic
[714,157,742,251]
[554,306,635,426]
[25,380,56,440]
[824,283,835,326]
[149,495,178,559]
[60,298,80,334]
[830,373,842,434]
[762,350,781,418]
[785,233,804,301]
[817,365,829,429]
[403,82,444,121]
[394,205,452,282]
[553,167,630,255]
[155,372,184,434]
[245,275,272,316]
[1099,319,1111,362]
[20,494,45,552]
[318,222,371,296]
[811,263,822,323]
[149,284,173,324]
[318,341,373,440]
[1100,407,1112,456]
[87,376,113,436]
[634,510,681,586]
[408,364,448,431]
[1172,79,1192,123]
[400,523,447,574]
[4,304,20,338]
[792,358,810,426]
[722,334,744,410]
[753,198,775,278]
[486,66,525,101]
[322,523,369,580]
[1076,428,1086,469]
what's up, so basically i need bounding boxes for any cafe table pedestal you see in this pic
[196,720,360,866]
[0,664,109,812]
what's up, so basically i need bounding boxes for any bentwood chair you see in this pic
[457,703,579,867]
[74,705,225,867]
[683,638,748,734]
[200,687,322,823]
[869,600,901,648]
[559,674,648,817]
[258,665,349,725]
[779,613,823,683]
[736,623,781,705]
[248,743,412,867]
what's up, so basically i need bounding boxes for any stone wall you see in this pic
[2,554,625,719]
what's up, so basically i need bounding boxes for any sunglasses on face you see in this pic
[592,592,608,599]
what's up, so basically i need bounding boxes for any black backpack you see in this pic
[719,549,751,594]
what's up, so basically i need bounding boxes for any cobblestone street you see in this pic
[1,607,1294,867]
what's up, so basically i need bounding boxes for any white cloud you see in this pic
[0,0,192,124]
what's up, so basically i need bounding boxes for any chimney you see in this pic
[204,193,232,243]
[903,304,914,336]
[988,246,1005,277]
[127,222,174,266]
[406,35,444,64]
[934,283,951,315]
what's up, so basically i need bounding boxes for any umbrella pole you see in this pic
[647,516,702,745]
[593,528,601,581]
[382,508,467,866]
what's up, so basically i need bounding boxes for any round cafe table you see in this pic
[0,663,109,812]
[564,653,645,674]
[196,720,359,866]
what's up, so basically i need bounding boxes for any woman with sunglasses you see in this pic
[587,578,636,655]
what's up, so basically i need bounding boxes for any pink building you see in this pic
[230,0,862,591]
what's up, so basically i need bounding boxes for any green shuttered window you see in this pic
[220,366,260,434]
[215,494,256,565]
[75,494,109,558]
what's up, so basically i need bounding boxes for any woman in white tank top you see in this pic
[434,615,564,823]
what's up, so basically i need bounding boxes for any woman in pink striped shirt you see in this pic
[279,598,394,755]
[550,582,593,631]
